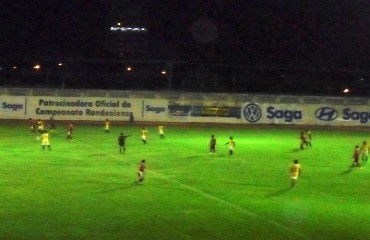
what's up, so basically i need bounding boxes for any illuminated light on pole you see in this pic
[126,66,132,71]
[33,64,41,70]
[58,62,63,66]
[343,88,350,93]
[13,66,17,69]
[161,70,167,75]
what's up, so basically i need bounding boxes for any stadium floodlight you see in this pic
[33,64,41,70]
[110,26,147,32]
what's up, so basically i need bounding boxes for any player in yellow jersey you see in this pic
[37,119,45,133]
[105,119,110,133]
[304,130,312,148]
[41,130,51,151]
[360,141,369,163]
[141,128,148,144]
[225,136,236,155]
[290,159,301,187]
[158,125,165,139]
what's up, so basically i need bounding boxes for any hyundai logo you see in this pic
[315,107,338,121]
[243,103,262,122]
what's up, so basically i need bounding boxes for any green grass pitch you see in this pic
[1,121,370,240]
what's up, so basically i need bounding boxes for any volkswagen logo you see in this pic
[315,107,338,121]
[243,103,262,122]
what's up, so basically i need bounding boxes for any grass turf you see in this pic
[1,122,370,240]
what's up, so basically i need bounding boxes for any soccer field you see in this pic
[1,121,370,240]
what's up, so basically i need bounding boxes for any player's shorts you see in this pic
[142,136,147,141]
[42,140,50,146]
[229,146,235,151]
[291,175,298,180]
[137,171,144,178]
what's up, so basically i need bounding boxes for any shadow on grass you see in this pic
[95,182,138,194]
[285,148,301,153]
[265,187,292,198]
[340,168,354,175]
[340,165,363,175]
[185,154,226,160]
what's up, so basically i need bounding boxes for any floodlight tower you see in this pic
[105,1,150,60]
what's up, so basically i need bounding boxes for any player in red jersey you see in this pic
[299,131,307,150]
[28,118,37,133]
[352,145,360,167]
[135,159,146,184]
[209,135,216,155]
[66,122,74,141]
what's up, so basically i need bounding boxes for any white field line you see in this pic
[80,140,312,240]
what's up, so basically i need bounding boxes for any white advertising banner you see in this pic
[27,96,139,121]
[0,96,27,119]
[141,99,169,121]
[1,95,370,127]
[0,96,171,122]
[241,102,370,126]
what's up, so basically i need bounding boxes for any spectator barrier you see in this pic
[0,88,369,126]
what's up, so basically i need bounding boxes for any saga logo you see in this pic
[343,108,370,123]
[2,102,24,111]
[146,105,166,113]
[267,106,302,122]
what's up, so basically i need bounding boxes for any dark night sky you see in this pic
[1,0,370,70]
